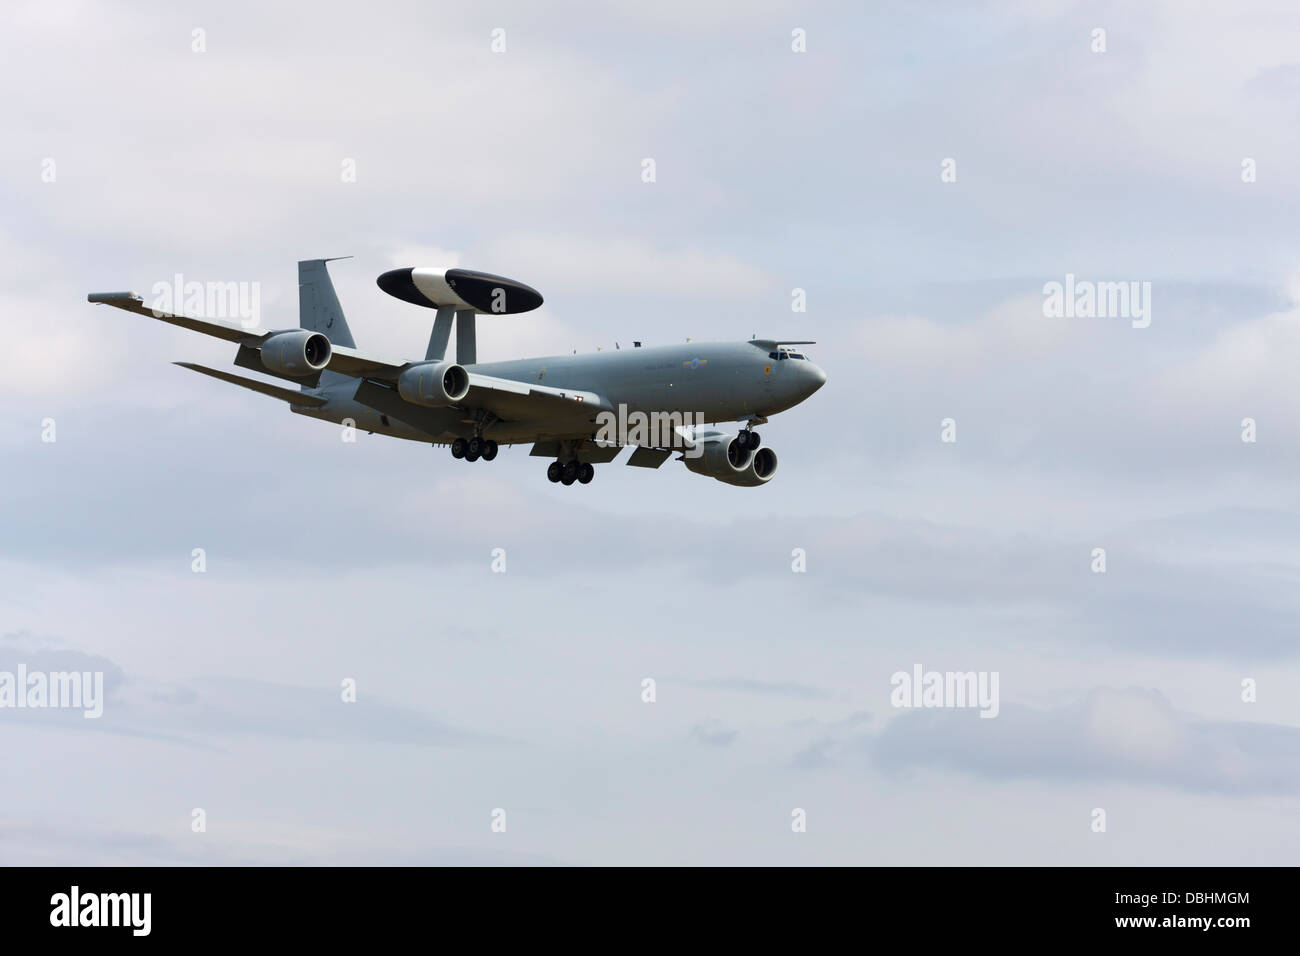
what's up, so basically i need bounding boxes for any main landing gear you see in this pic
[547,460,594,486]
[451,436,498,462]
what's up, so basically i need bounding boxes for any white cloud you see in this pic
[485,234,772,297]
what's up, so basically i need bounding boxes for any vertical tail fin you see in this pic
[299,258,356,347]
[298,258,354,389]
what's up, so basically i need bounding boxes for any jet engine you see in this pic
[397,361,471,408]
[719,447,778,487]
[682,431,779,487]
[259,329,331,376]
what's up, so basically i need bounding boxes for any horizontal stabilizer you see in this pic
[174,363,327,407]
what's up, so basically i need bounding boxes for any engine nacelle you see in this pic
[683,432,754,478]
[397,361,471,407]
[260,329,331,376]
[715,447,778,487]
[681,429,777,487]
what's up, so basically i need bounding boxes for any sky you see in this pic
[2,0,1299,865]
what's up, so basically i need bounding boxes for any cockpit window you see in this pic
[767,349,812,361]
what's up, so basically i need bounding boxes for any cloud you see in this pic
[689,720,738,747]
[1151,302,1300,422]
[484,234,772,298]
[0,633,480,749]
[0,819,568,865]
[682,678,830,701]
[871,687,1300,795]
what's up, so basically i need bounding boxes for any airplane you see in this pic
[88,258,827,487]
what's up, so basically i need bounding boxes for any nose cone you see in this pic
[805,363,827,395]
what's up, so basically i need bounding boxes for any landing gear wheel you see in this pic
[747,431,761,450]
[468,436,484,458]
[465,447,481,462]
[482,439,498,461]
[451,438,467,459]
[578,463,594,484]
[561,460,579,485]
[547,461,563,483]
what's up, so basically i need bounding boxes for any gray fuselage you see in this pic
[294,340,826,444]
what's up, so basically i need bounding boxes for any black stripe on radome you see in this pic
[375,268,433,308]
[445,268,543,314]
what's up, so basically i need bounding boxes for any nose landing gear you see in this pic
[736,414,768,452]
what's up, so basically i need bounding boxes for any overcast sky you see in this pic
[2,0,1300,864]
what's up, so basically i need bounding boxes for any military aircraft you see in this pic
[88,258,826,487]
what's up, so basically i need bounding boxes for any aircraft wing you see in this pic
[322,344,407,381]
[463,373,610,417]
[320,348,607,431]
[88,292,268,345]
[88,291,606,423]
[325,350,607,410]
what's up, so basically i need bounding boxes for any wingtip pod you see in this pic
[88,291,143,304]
[377,267,543,314]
